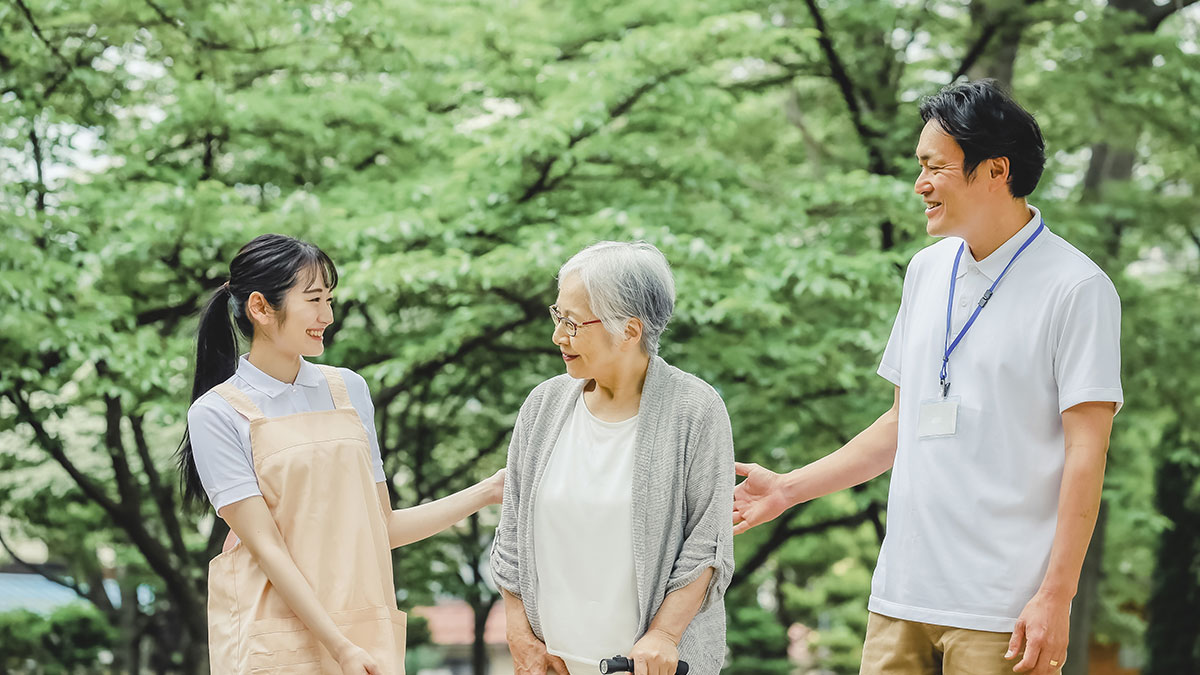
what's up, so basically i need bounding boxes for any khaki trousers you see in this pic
[860,612,1056,675]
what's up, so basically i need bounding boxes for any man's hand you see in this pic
[732,462,794,534]
[628,628,679,675]
[1006,591,1070,674]
[507,625,568,675]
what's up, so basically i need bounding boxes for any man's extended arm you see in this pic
[733,386,900,534]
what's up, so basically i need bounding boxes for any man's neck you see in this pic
[965,199,1034,261]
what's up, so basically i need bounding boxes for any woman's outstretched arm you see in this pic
[376,469,505,549]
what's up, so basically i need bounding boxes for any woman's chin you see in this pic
[562,360,585,379]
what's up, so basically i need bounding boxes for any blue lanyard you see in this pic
[940,221,1045,397]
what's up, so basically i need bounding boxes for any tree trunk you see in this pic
[118,580,142,674]
[472,597,492,675]
[1144,424,1200,674]
[466,514,494,675]
[964,0,1037,88]
[1063,502,1106,675]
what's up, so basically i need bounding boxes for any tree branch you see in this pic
[11,0,72,69]
[103,393,143,519]
[729,507,807,588]
[130,414,189,563]
[952,0,1046,83]
[518,67,688,203]
[28,126,47,212]
[801,2,864,117]
[143,0,312,54]
[7,388,206,638]
[1117,0,1200,31]
[0,528,88,598]
[950,21,1001,83]
[8,390,122,515]
[555,20,651,61]
[729,502,883,588]
[375,310,542,406]
[422,424,513,499]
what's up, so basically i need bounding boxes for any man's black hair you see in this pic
[919,79,1046,198]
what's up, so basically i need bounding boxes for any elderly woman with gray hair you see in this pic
[491,241,735,675]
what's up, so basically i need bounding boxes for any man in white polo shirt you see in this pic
[731,79,1122,675]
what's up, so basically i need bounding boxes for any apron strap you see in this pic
[212,383,266,422]
[316,365,355,410]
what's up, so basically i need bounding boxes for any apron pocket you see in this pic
[208,550,247,674]
[330,606,407,674]
[390,608,407,653]
[247,616,321,672]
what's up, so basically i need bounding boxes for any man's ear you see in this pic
[988,156,1011,192]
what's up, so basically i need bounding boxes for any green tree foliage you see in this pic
[1,0,1197,673]
[0,604,117,673]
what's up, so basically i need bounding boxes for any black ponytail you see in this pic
[177,234,339,506]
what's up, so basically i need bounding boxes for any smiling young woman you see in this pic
[177,234,504,675]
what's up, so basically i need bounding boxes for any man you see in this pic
[732,80,1122,675]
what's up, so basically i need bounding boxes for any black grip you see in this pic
[599,656,689,675]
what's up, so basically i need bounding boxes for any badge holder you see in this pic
[918,395,959,438]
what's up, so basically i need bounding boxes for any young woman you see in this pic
[179,234,504,674]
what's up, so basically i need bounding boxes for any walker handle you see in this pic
[599,655,689,675]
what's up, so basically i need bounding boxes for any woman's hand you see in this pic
[484,467,506,505]
[628,628,680,675]
[334,641,383,675]
[507,625,568,675]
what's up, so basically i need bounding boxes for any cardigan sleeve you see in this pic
[490,395,531,596]
[665,395,736,612]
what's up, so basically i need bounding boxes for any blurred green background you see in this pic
[1,0,1198,673]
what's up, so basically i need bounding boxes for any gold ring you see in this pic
[1049,660,1060,667]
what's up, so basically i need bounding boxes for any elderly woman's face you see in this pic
[552,274,622,379]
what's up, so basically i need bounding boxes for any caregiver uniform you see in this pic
[191,358,405,674]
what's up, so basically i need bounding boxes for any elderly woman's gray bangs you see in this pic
[558,241,676,355]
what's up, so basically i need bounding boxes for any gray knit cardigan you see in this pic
[490,356,735,675]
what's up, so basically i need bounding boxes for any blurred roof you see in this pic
[0,572,83,614]
[411,600,506,646]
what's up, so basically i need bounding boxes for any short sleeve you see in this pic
[341,368,387,483]
[878,261,916,386]
[187,397,262,511]
[1054,274,1123,414]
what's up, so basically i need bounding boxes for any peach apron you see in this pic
[206,365,406,674]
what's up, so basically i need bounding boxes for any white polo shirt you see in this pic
[872,206,1123,632]
[187,356,386,511]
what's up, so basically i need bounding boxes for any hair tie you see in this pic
[221,280,231,292]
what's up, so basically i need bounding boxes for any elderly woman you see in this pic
[491,241,735,675]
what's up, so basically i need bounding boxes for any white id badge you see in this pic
[918,396,959,438]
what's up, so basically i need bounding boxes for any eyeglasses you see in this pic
[548,304,603,337]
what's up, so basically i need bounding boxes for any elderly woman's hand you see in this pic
[507,623,569,675]
[628,628,680,675]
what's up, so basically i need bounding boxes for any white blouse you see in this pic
[533,392,640,675]
[186,356,386,511]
